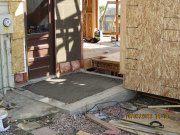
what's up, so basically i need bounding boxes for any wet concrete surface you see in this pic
[23,73,123,104]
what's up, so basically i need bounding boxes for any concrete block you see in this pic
[60,62,71,73]
[103,130,120,135]
[71,60,80,71]
[14,73,23,82]
[31,127,57,135]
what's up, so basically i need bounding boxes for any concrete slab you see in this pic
[15,71,137,115]
[4,91,61,120]
[31,127,57,135]
[17,122,41,131]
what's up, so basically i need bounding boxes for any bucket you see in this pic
[0,110,10,132]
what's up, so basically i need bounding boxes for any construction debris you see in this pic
[85,114,119,131]
[103,130,120,135]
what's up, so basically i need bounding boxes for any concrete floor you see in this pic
[8,70,137,119]
[22,72,123,104]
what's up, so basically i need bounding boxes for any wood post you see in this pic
[116,0,119,41]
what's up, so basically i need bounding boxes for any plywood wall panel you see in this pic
[123,0,180,99]
[162,86,180,100]
[126,59,137,69]
[11,38,24,74]
[126,6,139,27]
[126,28,142,48]
[126,0,139,5]
[162,42,179,88]
[126,49,140,59]
[9,1,25,40]
[164,18,180,30]
[165,0,180,18]
[125,70,141,91]
[164,30,179,42]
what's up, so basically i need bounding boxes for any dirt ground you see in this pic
[22,73,123,104]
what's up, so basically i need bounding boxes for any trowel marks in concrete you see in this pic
[23,73,123,104]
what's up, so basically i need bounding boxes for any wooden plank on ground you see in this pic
[123,108,180,133]
[85,114,119,131]
[109,120,179,135]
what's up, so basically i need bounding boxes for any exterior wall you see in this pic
[120,0,180,99]
[0,0,25,74]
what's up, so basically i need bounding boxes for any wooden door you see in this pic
[24,0,55,80]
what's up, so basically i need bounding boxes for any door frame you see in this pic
[24,0,56,80]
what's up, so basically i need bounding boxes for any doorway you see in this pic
[24,0,55,80]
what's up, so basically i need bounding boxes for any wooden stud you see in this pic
[119,0,126,75]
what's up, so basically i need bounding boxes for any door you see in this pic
[24,0,55,80]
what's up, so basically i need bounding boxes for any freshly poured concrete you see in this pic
[13,71,137,116]
[23,72,123,104]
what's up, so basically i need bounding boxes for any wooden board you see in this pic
[84,58,92,69]
[122,108,180,133]
[109,120,180,135]
[85,114,119,131]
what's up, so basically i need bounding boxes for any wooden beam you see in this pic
[119,0,126,75]
[85,114,119,131]
[116,0,118,41]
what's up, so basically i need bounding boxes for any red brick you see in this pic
[103,130,120,135]
[14,73,23,83]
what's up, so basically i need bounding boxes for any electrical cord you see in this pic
[85,101,122,119]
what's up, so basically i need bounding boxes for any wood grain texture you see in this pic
[126,0,139,5]
[164,18,180,30]
[165,0,180,18]
[162,86,180,99]
[126,6,139,27]
[162,42,179,88]
[9,1,25,39]
[85,114,119,131]
[11,38,24,74]
[8,1,25,74]
[120,0,127,75]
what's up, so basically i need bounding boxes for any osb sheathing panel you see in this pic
[126,0,139,5]
[126,6,139,27]
[162,42,179,88]
[8,1,25,74]
[125,0,163,96]
[164,18,180,30]
[165,0,180,18]
[164,30,179,42]
[9,1,25,39]
[126,59,137,69]
[126,49,140,59]
[124,0,180,99]
[162,86,180,100]
[141,0,163,95]
[11,38,24,74]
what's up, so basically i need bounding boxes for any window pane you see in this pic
[27,0,49,34]
[100,3,116,32]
